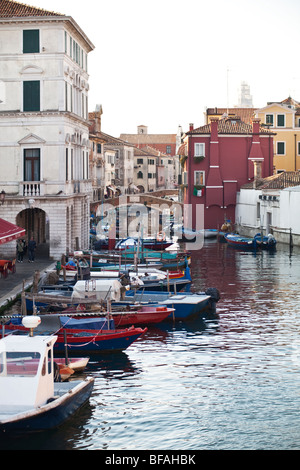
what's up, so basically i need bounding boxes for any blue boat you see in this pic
[224,233,258,250]
[0,316,94,433]
[125,287,220,321]
[224,232,276,250]
[4,315,147,355]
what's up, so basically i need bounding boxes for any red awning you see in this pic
[0,218,26,245]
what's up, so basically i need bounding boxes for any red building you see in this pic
[181,116,275,230]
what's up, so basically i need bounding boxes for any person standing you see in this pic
[28,236,37,262]
[17,239,24,262]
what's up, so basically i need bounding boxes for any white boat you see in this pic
[0,316,94,433]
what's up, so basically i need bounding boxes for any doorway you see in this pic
[16,208,49,256]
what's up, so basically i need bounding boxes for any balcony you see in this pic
[21,182,43,197]
[19,180,92,197]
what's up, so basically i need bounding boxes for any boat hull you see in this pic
[125,291,214,320]
[224,233,257,250]
[111,307,172,327]
[0,378,94,433]
[53,327,146,355]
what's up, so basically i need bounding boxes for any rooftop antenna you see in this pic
[227,67,230,114]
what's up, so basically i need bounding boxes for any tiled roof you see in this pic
[188,117,273,135]
[267,96,300,108]
[0,0,63,17]
[177,143,187,156]
[120,133,176,144]
[206,107,257,125]
[134,146,168,158]
[100,131,135,147]
[242,171,300,190]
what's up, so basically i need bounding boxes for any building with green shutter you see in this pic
[0,0,94,259]
[255,97,300,173]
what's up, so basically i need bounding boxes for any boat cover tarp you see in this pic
[59,316,114,330]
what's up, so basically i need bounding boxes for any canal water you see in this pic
[1,240,300,450]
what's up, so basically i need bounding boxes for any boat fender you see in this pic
[157,307,167,311]
[205,287,220,302]
[54,362,62,382]
[157,231,166,242]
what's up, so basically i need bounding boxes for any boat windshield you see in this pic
[0,351,41,377]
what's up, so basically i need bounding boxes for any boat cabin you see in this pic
[0,320,57,411]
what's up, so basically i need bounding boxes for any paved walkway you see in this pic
[0,245,55,310]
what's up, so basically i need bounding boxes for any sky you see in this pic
[28,0,300,136]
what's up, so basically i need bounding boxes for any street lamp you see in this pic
[0,190,6,205]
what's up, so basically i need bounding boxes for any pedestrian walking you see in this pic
[28,236,37,262]
[16,239,24,262]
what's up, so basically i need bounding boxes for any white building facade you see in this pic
[0,2,94,259]
[236,172,300,246]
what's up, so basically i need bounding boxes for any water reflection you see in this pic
[2,241,300,449]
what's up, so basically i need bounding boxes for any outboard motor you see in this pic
[205,287,220,302]
[205,287,220,315]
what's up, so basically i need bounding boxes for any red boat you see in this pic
[110,306,174,327]
[1,318,147,355]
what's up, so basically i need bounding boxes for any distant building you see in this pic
[255,97,300,173]
[133,146,176,193]
[120,125,177,156]
[89,105,106,203]
[120,125,180,190]
[237,81,253,108]
[88,110,136,215]
[205,107,257,125]
[0,0,94,258]
[236,171,300,246]
[181,117,275,230]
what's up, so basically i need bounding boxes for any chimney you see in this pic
[252,118,261,135]
[253,161,262,188]
[189,123,194,131]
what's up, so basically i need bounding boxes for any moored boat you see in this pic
[224,233,258,250]
[2,314,147,355]
[224,232,276,250]
[0,316,94,433]
[125,287,220,321]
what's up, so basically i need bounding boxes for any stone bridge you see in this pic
[92,189,181,214]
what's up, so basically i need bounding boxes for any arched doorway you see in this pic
[16,208,49,256]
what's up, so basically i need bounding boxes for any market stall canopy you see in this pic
[0,218,25,245]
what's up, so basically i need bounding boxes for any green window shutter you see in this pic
[23,30,39,53]
[277,114,285,127]
[277,142,285,155]
[23,81,40,112]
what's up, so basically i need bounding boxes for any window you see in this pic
[298,142,300,155]
[137,171,143,179]
[266,114,274,126]
[277,114,285,127]
[66,148,69,181]
[194,143,205,157]
[1,352,41,377]
[23,30,39,53]
[166,145,171,154]
[71,149,74,180]
[257,202,261,219]
[24,149,40,181]
[194,170,205,186]
[23,81,40,111]
[137,158,143,164]
[97,144,102,153]
[277,141,285,155]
